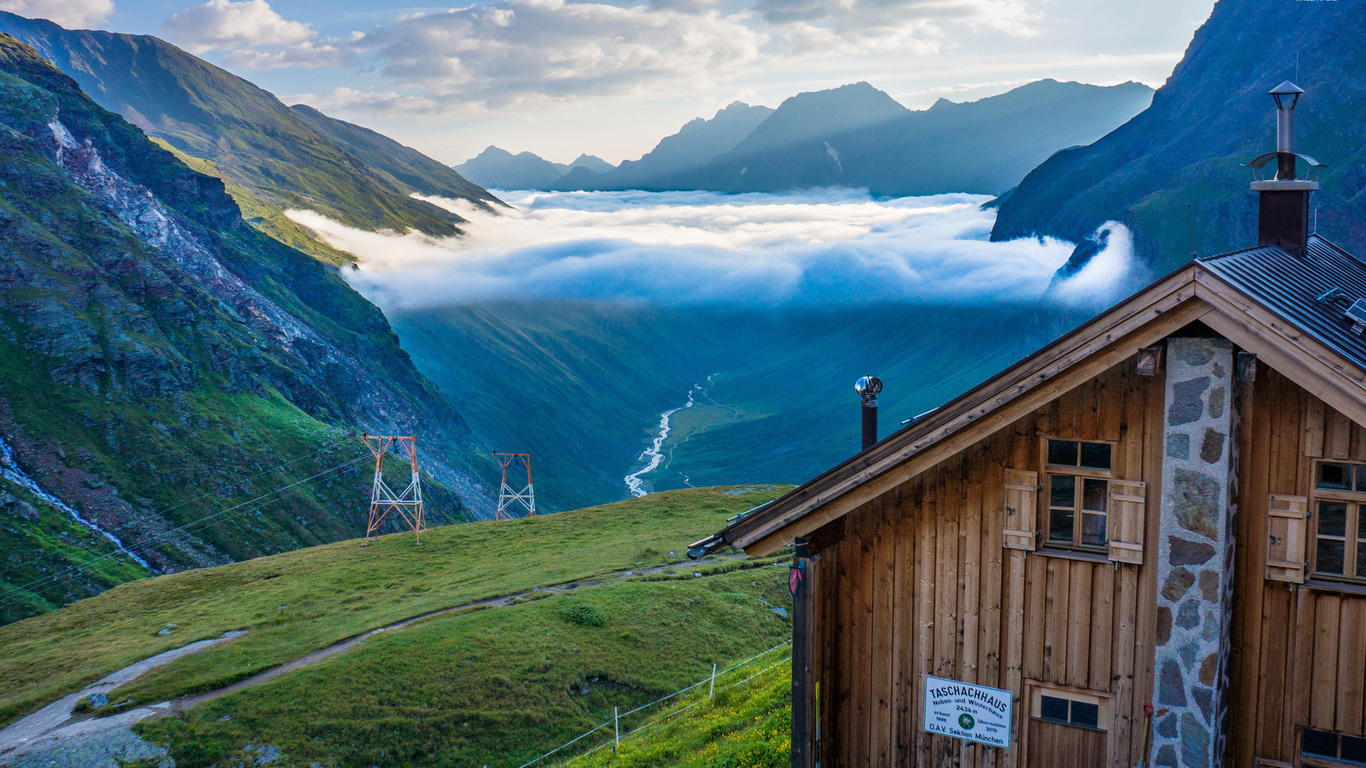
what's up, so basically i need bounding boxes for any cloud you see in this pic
[161,0,351,68]
[0,0,111,28]
[1048,222,1138,307]
[287,189,1086,309]
[767,0,1039,54]
[347,0,766,110]
[289,87,440,115]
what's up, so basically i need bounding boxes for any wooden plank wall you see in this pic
[810,361,1162,768]
[1228,365,1366,766]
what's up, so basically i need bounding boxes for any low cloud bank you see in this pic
[289,189,1126,310]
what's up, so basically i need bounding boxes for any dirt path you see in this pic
[0,630,245,767]
[0,556,756,767]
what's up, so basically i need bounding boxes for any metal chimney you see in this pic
[1247,81,1322,255]
[855,376,881,451]
[1272,81,1303,179]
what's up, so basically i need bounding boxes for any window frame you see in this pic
[1310,460,1366,584]
[1027,685,1110,733]
[1299,725,1366,767]
[1041,438,1116,554]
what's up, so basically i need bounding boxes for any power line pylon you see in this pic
[493,453,536,520]
[363,434,426,543]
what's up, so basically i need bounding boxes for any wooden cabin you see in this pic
[691,85,1366,767]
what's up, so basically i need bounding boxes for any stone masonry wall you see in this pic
[1152,337,1236,768]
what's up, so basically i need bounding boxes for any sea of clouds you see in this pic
[288,189,1133,310]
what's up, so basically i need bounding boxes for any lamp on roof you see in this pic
[1270,80,1303,111]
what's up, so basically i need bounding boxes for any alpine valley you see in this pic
[2,0,1366,765]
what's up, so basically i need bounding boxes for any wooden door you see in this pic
[1026,718,1107,768]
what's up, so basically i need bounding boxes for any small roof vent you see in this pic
[1317,287,1347,305]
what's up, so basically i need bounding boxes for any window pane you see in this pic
[1050,475,1076,508]
[1071,701,1100,728]
[1357,465,1366,492]
[1318,538,1346,576]
[1039,695,1068,723]
[1319,462,1351,490]
[1079,442,1111,470]
[1050,508,1074,543]
[1081,513,1107,548]
[1320,501,1349,538]
[1357,546,1366,581]
[1302,728,1339,757]
[1048,440,1078,466]
[1083,479,1108,513]
[1342,735,1366,763]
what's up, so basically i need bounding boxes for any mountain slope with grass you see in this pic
[0,487,792,768]
[0,32,483,625]
[0,12,500,264]
[990,0,1366,276]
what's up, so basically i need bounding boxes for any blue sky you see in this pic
[14,0,1216,165]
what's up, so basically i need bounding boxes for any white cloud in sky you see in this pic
[1,0,111,27]
[763,0,1037,55]
[347,0,767,109]
[287,190,1103,309]
[161,0,350,68]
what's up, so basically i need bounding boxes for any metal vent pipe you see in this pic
[855,376,881,451]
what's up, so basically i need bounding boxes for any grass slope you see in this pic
[564,660,792,768]
[0,487,788,743]
[139,567,792,767]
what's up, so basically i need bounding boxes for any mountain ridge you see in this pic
[989,0,1366,275]
[0,31,483,623]
[0,12,500,263]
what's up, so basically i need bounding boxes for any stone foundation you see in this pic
[1151,338,1236,768]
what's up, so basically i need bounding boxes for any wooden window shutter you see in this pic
[1003,469,1038,551]
[1266,494,1308,583]
[1107,480,1146,564]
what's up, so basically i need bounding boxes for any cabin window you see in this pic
[1027,686,1110,767]
[1044,439,1113,552]
[1311,461,1366,582]
[1301,727,1366,767]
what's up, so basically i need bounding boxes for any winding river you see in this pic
[623,377,713,497]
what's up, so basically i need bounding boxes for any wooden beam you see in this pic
[791,538,815,768]
[741,297,1214,555]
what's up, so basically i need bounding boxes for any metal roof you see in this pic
[1198,235,1366,372]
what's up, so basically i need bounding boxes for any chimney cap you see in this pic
[1270,81,1304,110]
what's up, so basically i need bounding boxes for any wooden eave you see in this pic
[719,262,1366,557]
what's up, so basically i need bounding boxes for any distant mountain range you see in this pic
[0,12,501,264]
[990,0,1366,277]
[454,147,616,191]
[455,81,1152,196]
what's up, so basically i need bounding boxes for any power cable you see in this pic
[0,454,370,607]
[0,435,356,580]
